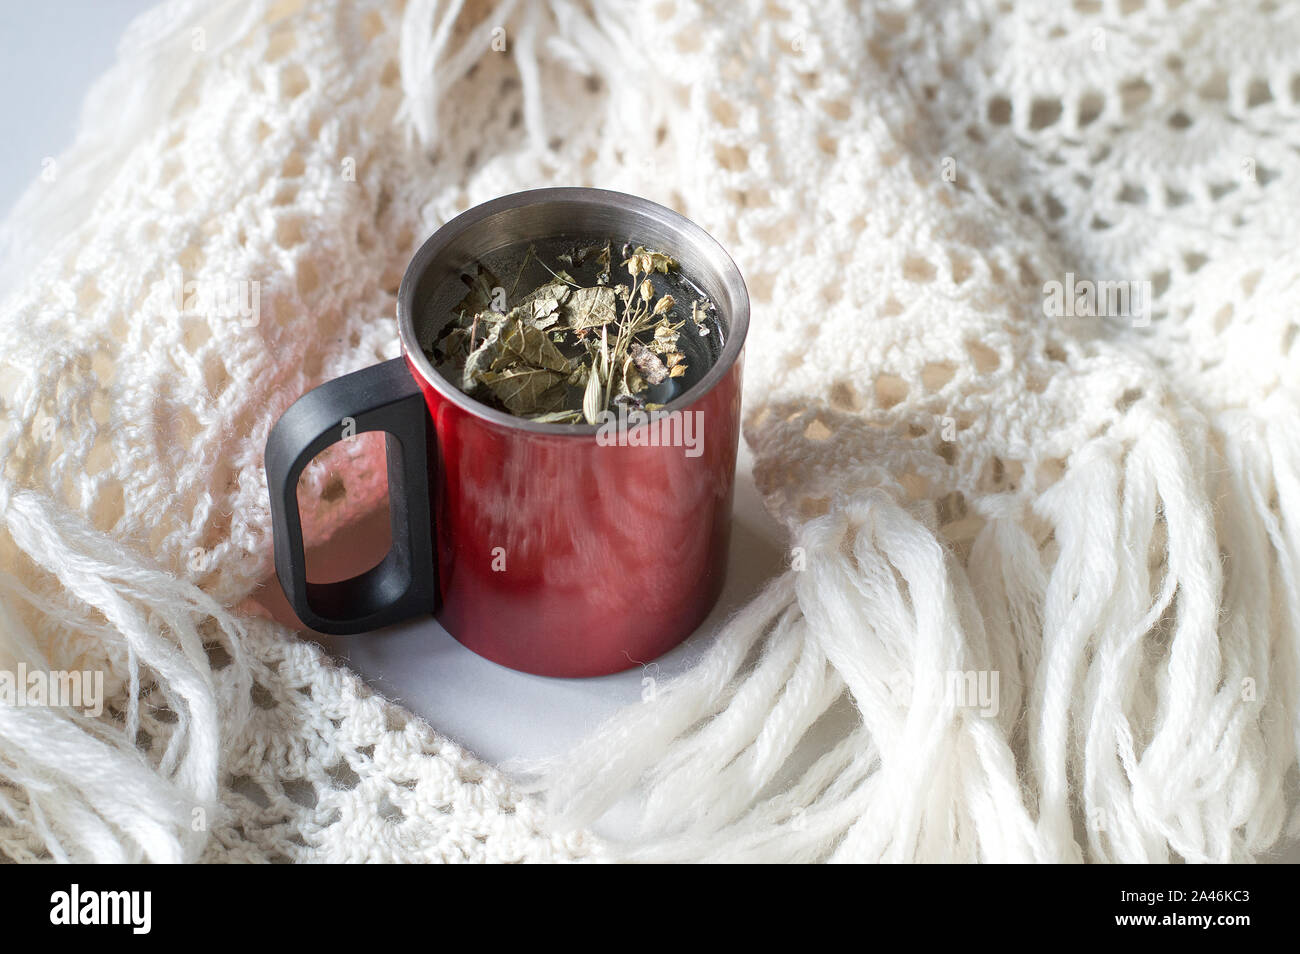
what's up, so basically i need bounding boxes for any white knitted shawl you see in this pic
[1,0,1296,863]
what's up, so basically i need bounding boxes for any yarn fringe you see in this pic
[0,488,251,862]
[521,399,1300,862]
[398,0,657,157]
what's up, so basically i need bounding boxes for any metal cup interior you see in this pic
[397,187,750,433]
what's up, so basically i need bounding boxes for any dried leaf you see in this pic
[567,362,589,388]
[461,321,505,391]
[497,319,573,373]
[518,277,573,309]
[480,366,567,415]
[649,251,676,273]
[691,299,711,335]
[566,285,618,330]
[594,241,612,284]
[435,325,471,362]
[650,318,682,353]
[630,341,669,386]
[455,264,504,316]
[623,363,647,395]
[622,245,677,276]
[510,278,572,329]
[429,240,707,424]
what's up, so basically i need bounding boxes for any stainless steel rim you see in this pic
[396,187,750,436]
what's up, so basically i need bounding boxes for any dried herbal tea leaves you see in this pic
[479,366,568,415]
[629,341,669,386]
[427,240,719,423]
[457,263,504,316]
[567,285,618,330]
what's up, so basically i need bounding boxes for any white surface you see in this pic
[314,443,787,766]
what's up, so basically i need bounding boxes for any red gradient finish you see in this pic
[406,352,742,677]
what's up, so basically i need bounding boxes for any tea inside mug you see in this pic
[419,235,725,423]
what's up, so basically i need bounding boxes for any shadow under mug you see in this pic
[265,188,749,677]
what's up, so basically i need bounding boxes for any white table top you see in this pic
[255,443,788,768]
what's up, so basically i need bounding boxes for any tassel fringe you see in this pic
[522,399,1300,862]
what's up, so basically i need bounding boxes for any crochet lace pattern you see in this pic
[1,0,1297,862]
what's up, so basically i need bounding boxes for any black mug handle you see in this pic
[265,357,437,634]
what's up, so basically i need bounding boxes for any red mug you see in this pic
[266,188,749,677]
